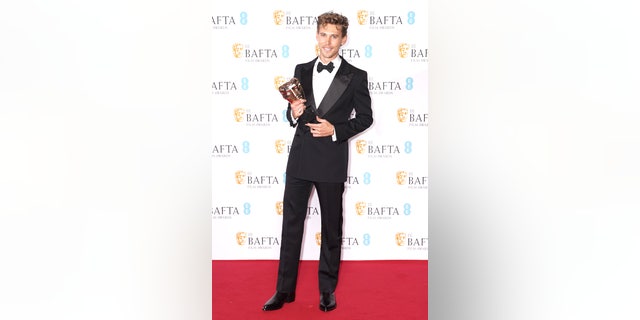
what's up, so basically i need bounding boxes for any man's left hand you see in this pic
[306,116,335,138]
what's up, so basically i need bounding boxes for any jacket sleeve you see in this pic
[334,70,373,142]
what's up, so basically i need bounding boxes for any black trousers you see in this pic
[276,174,345,293]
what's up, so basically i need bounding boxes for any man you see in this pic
[263,11,373,312]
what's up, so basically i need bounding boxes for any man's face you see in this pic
[316,24,347,63]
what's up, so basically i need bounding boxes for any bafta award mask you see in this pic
[278,77,305,103]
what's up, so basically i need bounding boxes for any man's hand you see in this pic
[306,116,335,137]
[291,99,307,119]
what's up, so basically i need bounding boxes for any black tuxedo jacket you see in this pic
[285,57,373,183]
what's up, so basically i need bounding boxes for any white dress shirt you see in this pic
[313,57,341,106]
[291,56,341,141]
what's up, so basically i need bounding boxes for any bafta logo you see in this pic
[355,201,367,216]
[397,108,408,123]
[315,44,320,57]
[315,232,322,246]
[235,170,246,184]
[275,139,286,154]
[278,78,305,103]
[232,43,243,58]
[395,232,406,246]
[355,140,367,154]
[396,171,407,185]
[357,10,369,25]
[399,43,410,58]
[273,10,285,25]
[275,201,283,215]
[236,232,247,245]
[233,108,245,122]
[274,76,287,90]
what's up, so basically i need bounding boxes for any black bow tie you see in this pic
[317,61,334,73]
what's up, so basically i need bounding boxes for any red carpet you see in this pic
[212,260,428,320]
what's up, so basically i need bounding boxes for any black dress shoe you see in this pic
[262,291,295,311]
[319,292,336,312]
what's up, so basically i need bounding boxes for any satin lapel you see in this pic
[300,62,317,112]
[317,67,353,117]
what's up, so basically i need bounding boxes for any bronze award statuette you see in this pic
[279,77,318,123]
[278,77,305,103]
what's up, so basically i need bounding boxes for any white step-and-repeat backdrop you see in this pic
[212,1,427,260]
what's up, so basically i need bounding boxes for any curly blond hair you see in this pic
[317,12,349,36]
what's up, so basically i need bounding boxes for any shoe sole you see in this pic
[319,304,336,312]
